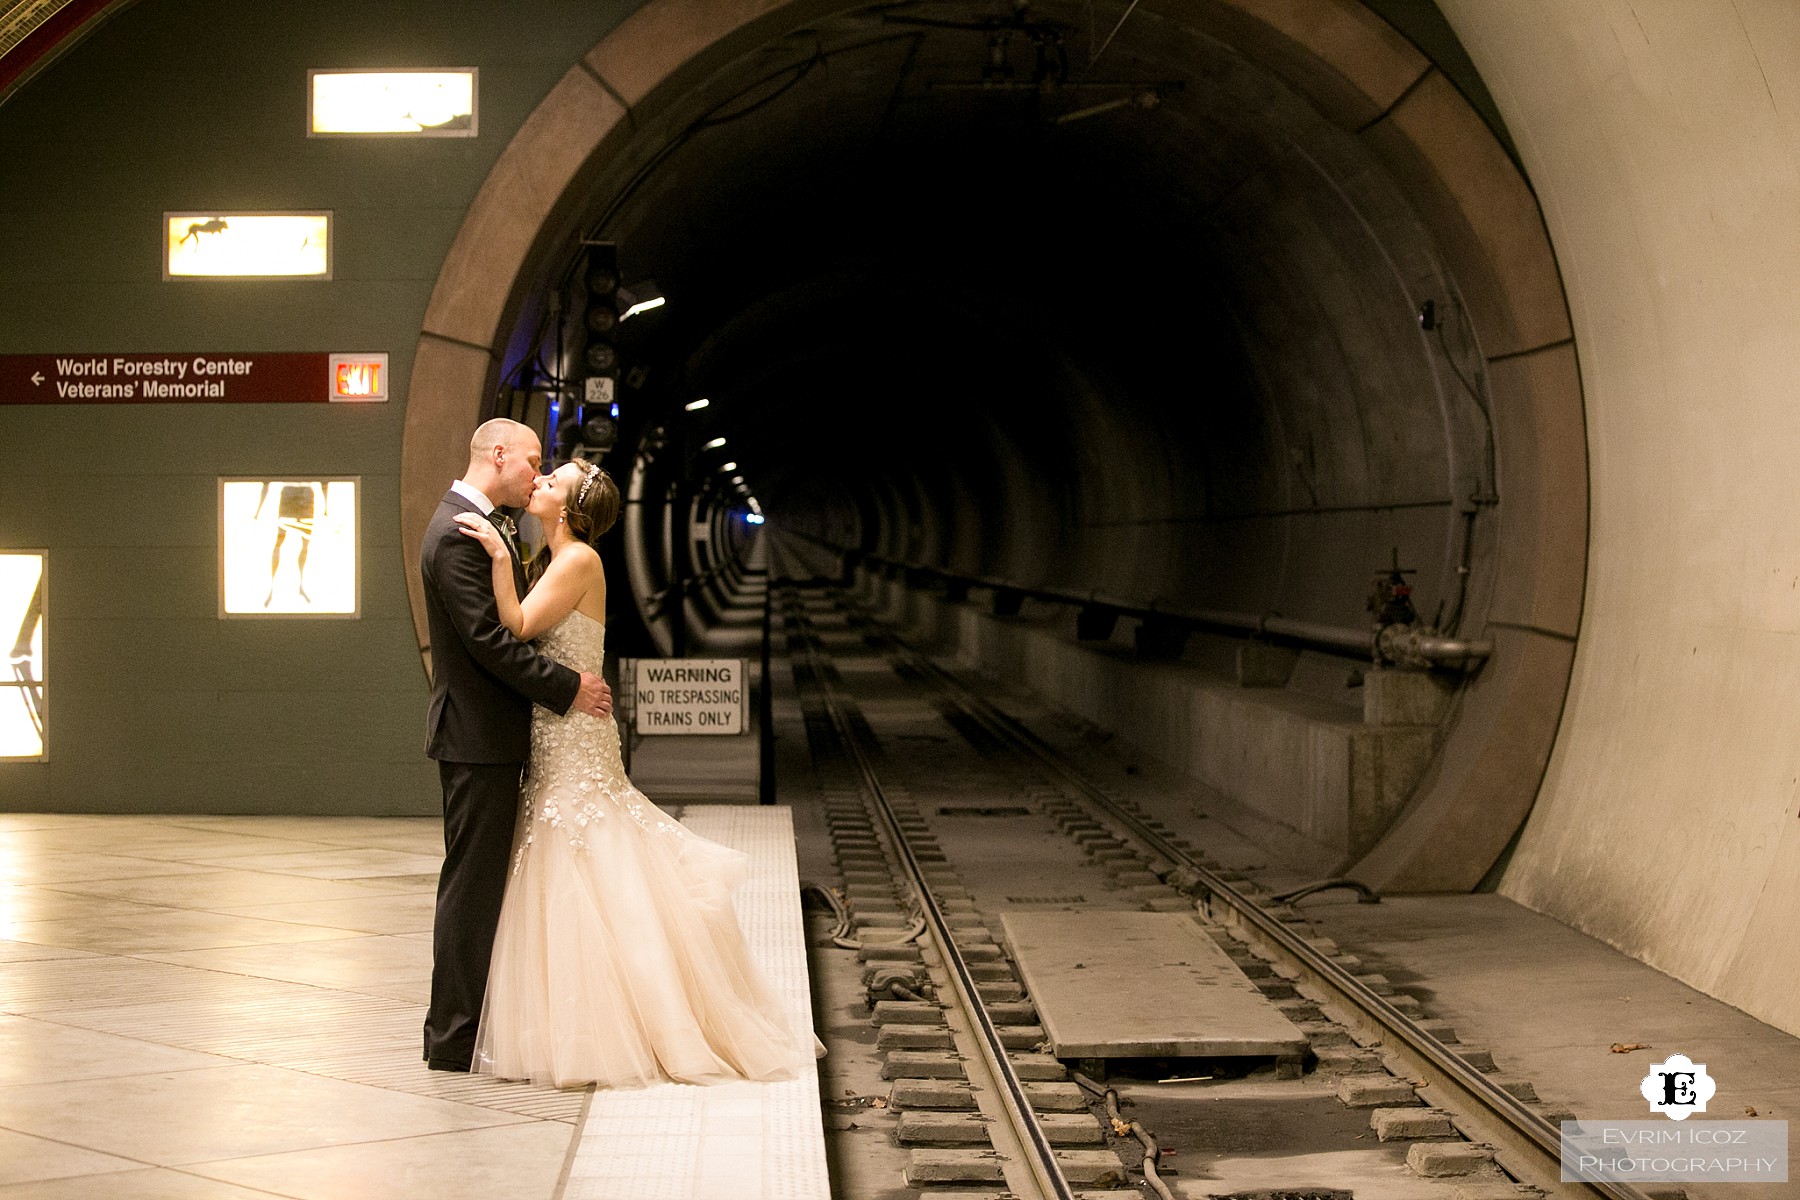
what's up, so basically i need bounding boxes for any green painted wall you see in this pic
[0,0,635,811]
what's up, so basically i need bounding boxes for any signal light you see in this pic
[581,407,617,445]
[581,242,622,386]
[583,341,618,374]
[555,401,619,458]
[586,253,620,295]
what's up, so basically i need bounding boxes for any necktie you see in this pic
[492,513,528,595]
[492,512,518,554]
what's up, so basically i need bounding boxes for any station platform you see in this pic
[0,807,825,1200]
[562,805,828,1200]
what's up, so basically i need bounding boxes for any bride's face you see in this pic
[526,464,582,524]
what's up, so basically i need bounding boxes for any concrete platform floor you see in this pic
[0,811,586,1199]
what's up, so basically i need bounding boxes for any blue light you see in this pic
[745,513,765,525]
[610,401,619,418]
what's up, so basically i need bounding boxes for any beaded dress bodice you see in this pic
[516,610,682,866]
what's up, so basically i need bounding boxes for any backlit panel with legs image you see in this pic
[220,479,358,617]
[0,552,45,760]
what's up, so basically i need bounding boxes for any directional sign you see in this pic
[0,353,388,404]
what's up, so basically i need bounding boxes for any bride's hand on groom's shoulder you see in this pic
[454,513,509,560]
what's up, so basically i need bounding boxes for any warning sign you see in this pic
[0,353,387,404]
[630,659,745,736]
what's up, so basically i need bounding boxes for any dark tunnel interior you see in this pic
[500,1,1503,675]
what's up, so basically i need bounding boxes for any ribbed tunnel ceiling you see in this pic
[568,0,1492,630]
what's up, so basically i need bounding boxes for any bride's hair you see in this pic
[564,458,620,546]
[524,458,621,591]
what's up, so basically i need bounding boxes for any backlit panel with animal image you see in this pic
[308,69,477,135]
[165,213,331,278]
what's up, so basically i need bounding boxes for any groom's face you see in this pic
[495,433,544,508]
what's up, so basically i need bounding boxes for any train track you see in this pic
[784,590,1116,1198]
[780,581,1662,1200]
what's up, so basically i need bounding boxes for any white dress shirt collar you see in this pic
[450,479,495,515]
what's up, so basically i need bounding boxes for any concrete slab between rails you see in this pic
[1000,911,1308,1060]
[1297,892,1800,1200]
[1186,1147,1488,1199]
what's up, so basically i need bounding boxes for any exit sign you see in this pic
[329,353,387,401]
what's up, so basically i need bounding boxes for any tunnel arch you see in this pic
[399,0,1585,890]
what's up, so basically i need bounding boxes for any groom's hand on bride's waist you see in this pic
[573,671,612,718]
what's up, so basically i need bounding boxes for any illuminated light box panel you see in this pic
[0,551,46,760]
[219,479,359,618]
[166,212,331,279]
[309,69,477,135]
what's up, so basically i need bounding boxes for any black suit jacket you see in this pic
[422,489,580,763]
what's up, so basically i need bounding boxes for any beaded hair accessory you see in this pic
[575,463,604,507]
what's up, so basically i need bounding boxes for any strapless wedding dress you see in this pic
[472,609,808,1089]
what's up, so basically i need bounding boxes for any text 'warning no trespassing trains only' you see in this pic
[630,659,745,735]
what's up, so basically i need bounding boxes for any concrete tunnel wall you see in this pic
[1435,0,1800,1038]
[400,0,1587,895]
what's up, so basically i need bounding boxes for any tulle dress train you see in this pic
[473,610,808,1089]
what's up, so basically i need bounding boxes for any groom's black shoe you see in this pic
[427,1057,472,1073]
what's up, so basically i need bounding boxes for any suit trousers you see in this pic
[424,759,523,1068]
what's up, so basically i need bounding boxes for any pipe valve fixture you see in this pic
[1369,549,1494,669]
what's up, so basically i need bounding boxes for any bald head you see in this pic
[462,418,544,508]
[469,418,531,462]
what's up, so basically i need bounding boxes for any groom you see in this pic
[420,417,611,1071]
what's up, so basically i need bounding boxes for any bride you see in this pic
[454,457,809,1089]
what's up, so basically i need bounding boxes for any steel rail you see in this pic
[862,615,1656,1200]
[785,602,1077,1200]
